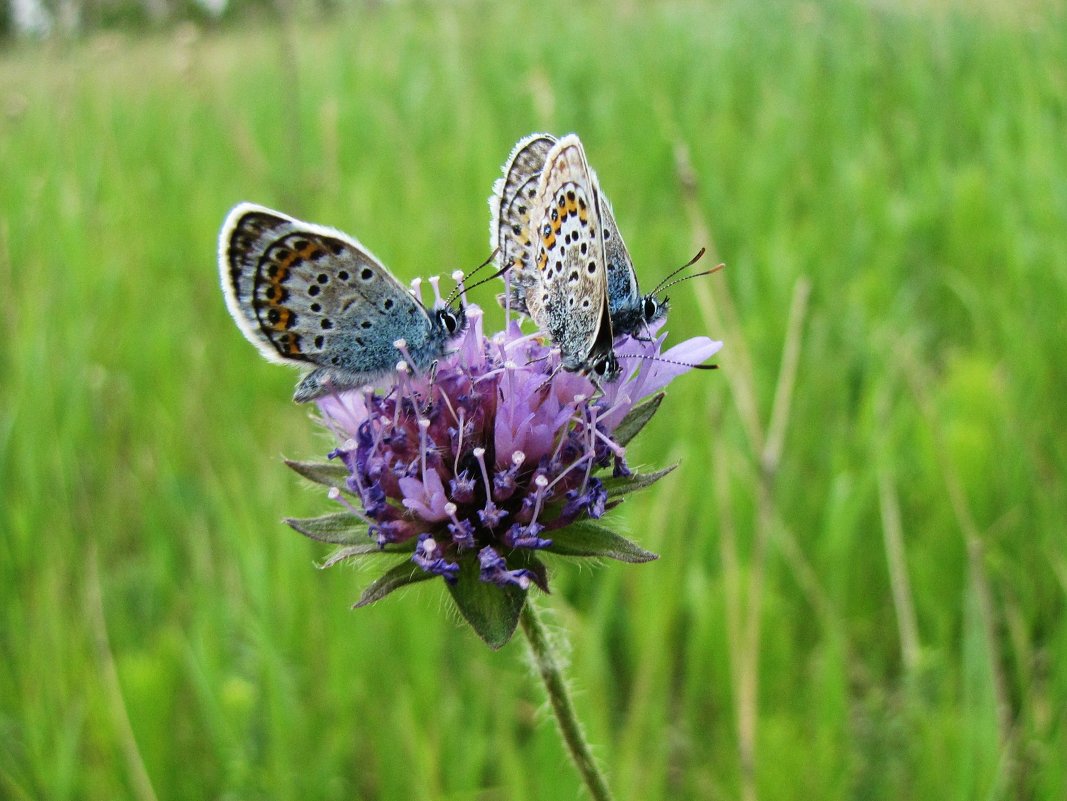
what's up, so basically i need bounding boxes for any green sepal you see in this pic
[319,541,414,568]
[353,561,436,608]
[544,520,658,563]
[613,392,665,446]
[284,459,350,491]
[602,463,678,498]
[512,551,550,593]
[285,512,369,544]
[447,556,526,650]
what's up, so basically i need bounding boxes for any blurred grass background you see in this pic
[2,0,1066,798]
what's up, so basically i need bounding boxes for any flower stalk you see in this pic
[520,600,615,801]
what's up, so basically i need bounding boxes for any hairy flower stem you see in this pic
[520,601,616,801]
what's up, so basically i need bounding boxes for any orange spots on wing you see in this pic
[276,332,303,356]
[267,307,294,331]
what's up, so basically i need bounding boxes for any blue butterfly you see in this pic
[491,135,619,380]
[491,133,669,342]
[219,203,466,402]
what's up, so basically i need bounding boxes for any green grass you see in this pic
[2,1,1066,798]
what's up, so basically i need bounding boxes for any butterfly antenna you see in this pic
[653,263,725,296]
[618,352,719,371]
[445,248,501,306]
[649,247,708,297]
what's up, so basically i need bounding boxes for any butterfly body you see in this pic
[219,203,466,402]
[600,198,668,336]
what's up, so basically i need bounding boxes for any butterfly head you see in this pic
[642,294,669,327]
[589,350,621,384]
[433,303,468,340]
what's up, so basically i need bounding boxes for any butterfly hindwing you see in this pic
[490,133,557,315]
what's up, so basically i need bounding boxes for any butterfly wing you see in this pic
[219,203,440,398]
[599,196,654,337]
[527,135,616,376]
[489,133,557,314]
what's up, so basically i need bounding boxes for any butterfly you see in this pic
[219,203,467,402]
[491,134,619,381]
[491,132,668,342]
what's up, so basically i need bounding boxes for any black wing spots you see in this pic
[308,284,321,297]
[383,298,395,311]
[310,302,322,312]
[568,270,580,284]
[360,320,373,329]
[587,261,597,274]
[314,335,325,349]
[263,285,288,302]
[320,319,334,330]
[360,267,374,281]
[580,242,588,255]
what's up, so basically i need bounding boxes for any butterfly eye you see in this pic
[643,297,659,321]
[594,354,617,378]
[442,312,457,334]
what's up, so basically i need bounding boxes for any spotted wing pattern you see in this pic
[489,133,557,315]
[525,136,616,377]
[219,203,453,401]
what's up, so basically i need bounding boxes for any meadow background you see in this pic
[3,0,1066,798]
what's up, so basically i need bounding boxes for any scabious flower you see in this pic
[286,303,722,647]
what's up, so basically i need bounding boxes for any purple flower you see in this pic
[306,304,718,597]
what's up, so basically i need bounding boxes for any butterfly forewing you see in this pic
[527,136,615,374]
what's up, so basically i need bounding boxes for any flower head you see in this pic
[290,304,721,647]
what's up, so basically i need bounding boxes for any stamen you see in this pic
[545,452,593,493]
[473,447,492,498]
[328,486,373,525]
[453,408,466,475]
[598,391,633,423]
[394,338,422,378]
[409,276,423,302]
[528,474,549,528]
[443,501,476,550]
[418,418,431,485]
[592,425,626,458]
[428,275,443,305]
[393,360,409,428]
[452,269,469,307]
